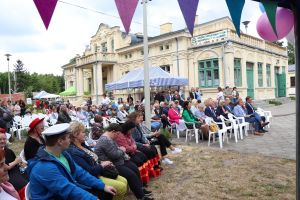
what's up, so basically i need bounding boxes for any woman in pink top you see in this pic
[115,121,148,167]
[168,101,187,131]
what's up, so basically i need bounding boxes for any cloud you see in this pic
[0,0,266,75]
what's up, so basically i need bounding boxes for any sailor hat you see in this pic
[42,123,70,137]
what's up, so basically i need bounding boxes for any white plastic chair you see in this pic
[227,113,240,143]
[219,115,233,143]
[170,123,180,139]
[102,117,109,128]
[13,116,23,140]
[205,117,224,148]
[233,115,249,139]
[19,150,28,165]
[184,122,200,144]
[257,107,272,128]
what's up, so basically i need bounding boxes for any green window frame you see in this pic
[258,62,263,87]
[234,58,242,87]
[282,66,286,74]
[266,64,271,87]
[198,59,219,88]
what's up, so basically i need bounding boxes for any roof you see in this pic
[288,64,295,72]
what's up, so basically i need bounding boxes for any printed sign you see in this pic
[191,30,228,46]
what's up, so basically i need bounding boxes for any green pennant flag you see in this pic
[261,0,278,36]
[225,0,245,37]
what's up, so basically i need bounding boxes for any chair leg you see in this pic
[208,133,211,146]
[177,129,180,139]
[185,130,188,142]
[195,129,198,144]
[234,129,238,143]
[219,131,223,148]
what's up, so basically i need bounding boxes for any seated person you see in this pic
[128,112,181,165]
[0,128,28,199]
[181,101,209,138]
[27,123,116,200]
[224,98,233,114]
[24,118,45,161]
[0,148,21,200]
[150,103,162,131]
[94,124,153,200]
[204,98,221,122]
[66,122,127,200]
[115,121,148,167]
[117,105,128,122]
[245,96,269,132]
[216,100,229,118]
[91,115,104,140]
[168,101,187,131]
[233,99,264,136]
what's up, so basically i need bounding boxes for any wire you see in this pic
[57,0,160,30]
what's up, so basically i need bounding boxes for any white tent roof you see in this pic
[33,91,49,99]
[41,94,60,98]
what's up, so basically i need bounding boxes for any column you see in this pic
[76,68,79,96]
[78,68,84,96]
[224,48,234,87]
[83,72,89,94]
[93,63,103,104]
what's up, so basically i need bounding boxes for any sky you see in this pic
[0,0,264,75]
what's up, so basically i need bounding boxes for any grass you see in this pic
[268,100,283,106]
[289,96,296,101]
[9,139,296,200]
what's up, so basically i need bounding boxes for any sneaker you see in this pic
[143,188,152,195]
[162,158,173,165]
[171,148,182,154]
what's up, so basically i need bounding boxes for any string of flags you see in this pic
[33,0,294,42]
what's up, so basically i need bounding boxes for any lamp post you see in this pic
[4,54,12,101]
[242,21,250,34]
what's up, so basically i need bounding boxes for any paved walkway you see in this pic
[174,101,296,160]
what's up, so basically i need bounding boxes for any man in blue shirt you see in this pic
[27,123,116,200]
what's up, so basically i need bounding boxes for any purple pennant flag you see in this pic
[178,0,199,36]
[115,0,139,34]
[33,0,58,30]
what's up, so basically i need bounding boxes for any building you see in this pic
[62,17,288,103]
[288,64,295,96]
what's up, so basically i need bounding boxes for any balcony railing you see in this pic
[228,29,287,56]
[76,52,117,66]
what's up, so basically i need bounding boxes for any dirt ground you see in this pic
[10,139,296,200]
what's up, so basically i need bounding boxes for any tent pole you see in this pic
[295,1,299,199]
[143,0,151,129]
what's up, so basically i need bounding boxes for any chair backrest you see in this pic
[20,150,28,165]
[25,183,31,200]
[102,117,109,128]
[205,117,214,125]
[109,118,118,124]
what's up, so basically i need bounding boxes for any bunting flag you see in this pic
[225,0,245,37]
[33,0,58,30]
[177,0,199,36]
[261,0,278,36]
[115,0,139,34]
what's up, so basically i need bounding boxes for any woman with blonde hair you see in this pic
[66,121,128,200]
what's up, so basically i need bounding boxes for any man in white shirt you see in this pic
[101,94,111,105]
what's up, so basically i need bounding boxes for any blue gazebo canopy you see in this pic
[105,66,188,91]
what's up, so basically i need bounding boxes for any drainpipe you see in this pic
[175,37,180,91]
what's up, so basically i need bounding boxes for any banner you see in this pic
[261,0,278,36]
[177,0,199,36]
[33,0,58,30]
[115,0,139,34]
[225,0,245,37]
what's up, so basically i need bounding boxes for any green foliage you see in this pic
[288,43,295,65]
[268,99,282,106]
[84,91,91,96]
[289,96,296,101]
[0,59,64,95]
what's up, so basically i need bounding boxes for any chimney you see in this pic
[194,15,199,25]
[160,23,172,34]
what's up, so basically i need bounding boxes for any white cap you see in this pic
[42,123,70,137]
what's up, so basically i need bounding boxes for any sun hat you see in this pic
[28,117,45,133]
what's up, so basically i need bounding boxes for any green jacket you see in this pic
[182,109,198,123]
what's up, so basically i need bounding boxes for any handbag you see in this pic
[209,123,219,132]
[102,165,119,179]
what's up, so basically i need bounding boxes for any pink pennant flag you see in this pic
[33,0,58,30]
[115,0,139,34]
[178,0,199,36]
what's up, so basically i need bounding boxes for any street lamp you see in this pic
[242,21,251,34]
[4,54,12,101]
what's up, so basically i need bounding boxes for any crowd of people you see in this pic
[0,86,270,200]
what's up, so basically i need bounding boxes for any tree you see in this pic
[13,60,30,92]
[288,42,295,65]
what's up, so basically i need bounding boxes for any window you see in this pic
[160,65,170,73]
[198,59,219,87]
[125,55,128,59]
[266,64,271,87]
[70,81,74,87]
[111,39,114,51]
[101,42,107,52]
[290,77,295,87]
[258,62,263,87]
[129,54,132,58]
[234,58,242,87]
[159,45,163,51]
[165,44,169,50]
[141,50,144,55]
